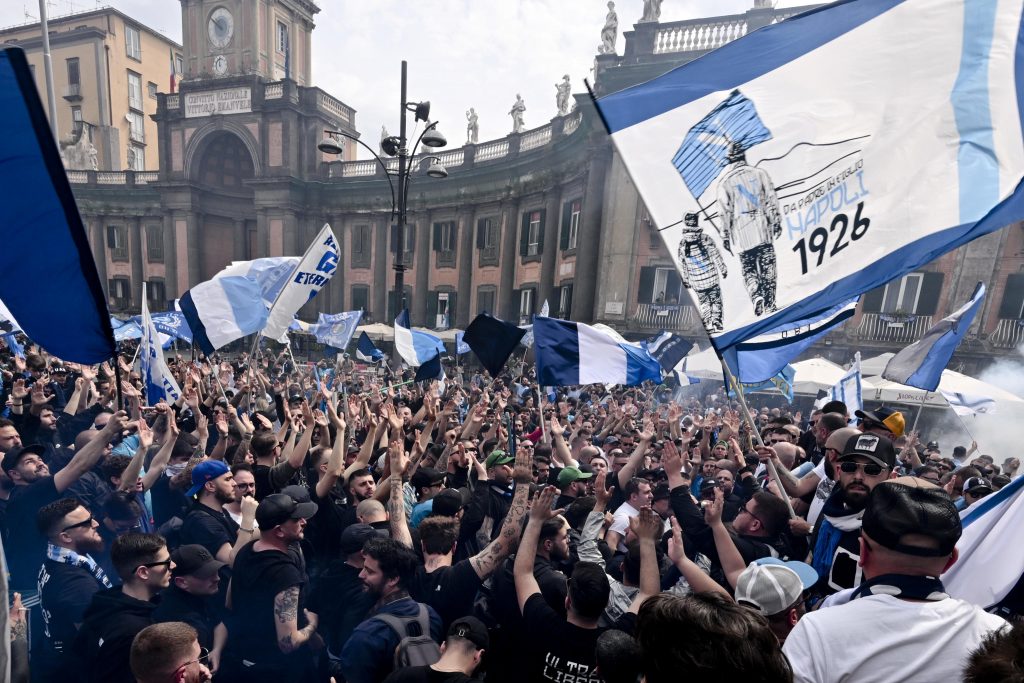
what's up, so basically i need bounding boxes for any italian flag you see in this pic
[169,48,176,93]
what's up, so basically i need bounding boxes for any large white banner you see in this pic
[263,224,340,340]
[595,0,1024,354]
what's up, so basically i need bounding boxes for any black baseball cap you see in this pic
[1,444,46,475]
[340,523,381,555]
[963,477,993,497]
[861,477,961,557]
[411,467,445,490]
[429,488,466,518]
[854,407,905,438]
[448,616,489,650]
[171,544,225,579]
[256,493,318,531]
[840,433,897,469]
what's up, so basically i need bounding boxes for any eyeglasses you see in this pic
[61,517,95,533]
[134,559,173,574]
[175,647,211,674]
[839,461,886,477]
[738,504,765,526]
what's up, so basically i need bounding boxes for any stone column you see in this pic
[456,208,475,328]
[283,212,299,256]
[573,146,611,323]
[233,218,248,261]
[161,213,178,299]
[413,217,431,326]
[186,211,201,285]
[87,215,109,298]
[373,218,389,321]
[255,209,270,259]
[129,216,144,309]
[330,215,346,312]
[538,189,561,311]
[499,199,520,321]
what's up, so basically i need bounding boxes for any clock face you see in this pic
[208,7,234,49]
[213,55,228,76]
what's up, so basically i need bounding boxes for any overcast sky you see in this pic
[2,0,805,155]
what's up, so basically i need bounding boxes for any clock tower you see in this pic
[179,0,317,85]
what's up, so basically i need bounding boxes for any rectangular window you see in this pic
[109,277,131,307]
[277,21,288,53]
[147,81,158,99]
[128,71,143,111]
[128,144,146,171]
[519,288,535,324]
[527,211,541,256]
[351,286,369,315]
[477,217,499,266]
[559,283,574,319]
[65,57,80,99]
[175,54,184,77]
[146,224,163,262]
[147,280,166,307]
[477,288,496,316]
[125,25,141,60]
[434,221,456,266]
[568,200,581,250]
[653,267,683,304]
[106,225,128,260]
[881,273,923,314]
[71,106,83,134]
[436,292,450,329]
[127,109,145,143]
[351,224,370,268]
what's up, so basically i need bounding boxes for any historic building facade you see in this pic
[60,1,1024,374]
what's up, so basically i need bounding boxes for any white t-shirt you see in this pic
[806,459,834,529]
[783,594,1006,683]
[608,501,639,552]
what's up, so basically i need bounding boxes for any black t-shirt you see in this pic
[38,559,105,654]
[383,666,479,683]
[6,477,60,589]
[522,593,603,683]
[150,473,188,528]
[409,561,482,631]
[307,560,374,655]
[227,542,309,664]
[180,502,239,558]
[306,483,347,571]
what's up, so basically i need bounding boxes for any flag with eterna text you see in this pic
[262,224,340,341]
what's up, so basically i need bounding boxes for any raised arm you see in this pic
[756,445,818,498]
[54,411,129,493]
[706,487,747,589]
[118,416,154,492]
[515,485,561,615]
[626,506,663,614]
[387,437,413,548]
[469,442,531,579]
[316,402,346,500]
[665,517,729,597]
[616,419,654,489]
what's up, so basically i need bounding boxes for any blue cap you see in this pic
[754,557,818,590]
[186,460,230,497]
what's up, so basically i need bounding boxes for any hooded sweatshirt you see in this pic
[71,586,157,683]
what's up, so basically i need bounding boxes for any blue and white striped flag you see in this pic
[643,331,694,373]
[357,332,385,363]
[945,475,1024,608]
[455,331,471,355]
[534,316,661,387]
[394,310,445,368]
[594,0,1024,364]
[179,276,270,355]
[939,389,996,416]
[140,283,181,404]
[831,353,863,420]
[263,225,339,341]
[310,310,362,350]
[216,256,300,307]
[130,312,193,345]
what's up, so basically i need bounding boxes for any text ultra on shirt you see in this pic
[522,594,603,683]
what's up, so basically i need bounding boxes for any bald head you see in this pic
[356,499,386,524]
[771,442,799,469]
[74,429,99,452]
[825,426,861,453]
[578,445,601,463]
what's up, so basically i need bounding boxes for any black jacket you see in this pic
[153,584,221,650]
[71,586,157,683]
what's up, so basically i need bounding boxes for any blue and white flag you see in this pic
[939,389,996,416]
[310,310,362,350]
[519,300,549,348]
[594,0,1024,362]
[113,320,143,342]
[455,331,471,355]
[2,333,25,359]
[463,313,526,378]
[394,310,445,368]
[643,331,694,373]
[357,331,385,363]
[729,364,796,403]
[723,298,858,384]
[831,352,863,420]
[140,283,182,404]
[131,312,193,345]
[263,224,339,341]
[945,475,1024,608]
[216,256,300,308]
[0,48,115,364]
[414,352,446,382]
[0,299,21,334]
[534,316,661,387]
[882,283,986,391]
[179,276,270,355]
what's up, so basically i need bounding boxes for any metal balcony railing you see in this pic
[856,313,934,344]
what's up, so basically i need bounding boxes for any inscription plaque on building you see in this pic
[184,88,252,118]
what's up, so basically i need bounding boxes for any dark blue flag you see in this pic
[0,48,114,363]
[414,352,444,382]
[643,331,694,373]
[463,313,526,378]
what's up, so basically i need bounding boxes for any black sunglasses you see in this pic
[134,559,172,573]
[61,517,95,533]
[839,461,885,477]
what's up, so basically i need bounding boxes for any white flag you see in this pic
[940,389,996,416]
[141,283,182,404]
[262,224,339,340]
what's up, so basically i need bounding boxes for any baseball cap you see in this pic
[839,433,897,469]
[287,393,304,404]
[963,476,993,497]
[557,466,593,487]
[448,616,489,650]
[280,484,314,504]
[171,544,225,579]
[256,493,319,531]
[861,477,962,557]
[735,560,806,616]
[185,460,231,497]
[430,488,467,517]
[484,450,514,468]
[651,483,671,502]
[411,467,446,489]
[1,444,46,475]
[604,436,620,446]
[926,441,940,451]
[854,407,905,438]
[340,523,380,555]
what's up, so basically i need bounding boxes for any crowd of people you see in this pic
[0,341,1020,682]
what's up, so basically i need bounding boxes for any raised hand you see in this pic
[594,470,615,510]
[388,438,409,476]
[137,417,154,450]
[629,505,663,542]
[667,517,687,565]
[512,440,533,485]
[528,485,563,522]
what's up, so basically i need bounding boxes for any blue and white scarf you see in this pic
[46,543,112,588]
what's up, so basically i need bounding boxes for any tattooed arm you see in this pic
[469,444,532,580]
[273,586,318,654]
[387,437,413,548]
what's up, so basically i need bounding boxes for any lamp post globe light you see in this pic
[318,60,448,321]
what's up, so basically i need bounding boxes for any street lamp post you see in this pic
[318,59,447,322]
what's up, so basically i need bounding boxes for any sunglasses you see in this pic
[61,517,95,533]
[134,559,173,574]
[839,461,886,477]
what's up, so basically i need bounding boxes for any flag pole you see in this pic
[909,393,927,434]
[721,361,795,518]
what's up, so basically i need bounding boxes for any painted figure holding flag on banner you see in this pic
[677,212,728,332]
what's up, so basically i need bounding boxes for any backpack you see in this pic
[372,604,441,669]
